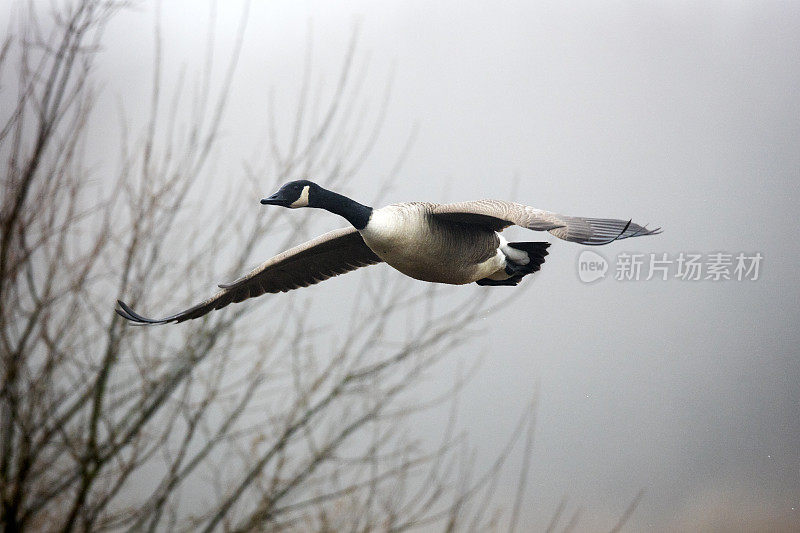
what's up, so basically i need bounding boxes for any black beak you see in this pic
[260,193,284,206]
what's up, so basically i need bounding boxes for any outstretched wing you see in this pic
[116,227,382,325]
[431,200,661,245]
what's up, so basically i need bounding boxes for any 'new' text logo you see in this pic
[577,250,608,283]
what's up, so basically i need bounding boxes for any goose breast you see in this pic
[360,203,502,284]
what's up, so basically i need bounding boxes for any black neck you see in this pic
[316,189,373,230]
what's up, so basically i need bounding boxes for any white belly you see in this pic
[360,205,505,284]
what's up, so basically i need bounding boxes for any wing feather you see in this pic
[116,227,382,325]
[431,200,661,244]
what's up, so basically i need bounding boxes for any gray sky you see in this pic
[13,0,799,530]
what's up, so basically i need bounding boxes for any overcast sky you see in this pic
[8,1,799,530]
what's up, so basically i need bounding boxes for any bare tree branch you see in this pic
[0,3,641,532]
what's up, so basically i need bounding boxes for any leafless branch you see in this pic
[0,3,642,532]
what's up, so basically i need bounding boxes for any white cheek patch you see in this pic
[290,185,310,208]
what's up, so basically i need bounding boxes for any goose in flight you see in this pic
[116,180,660,324]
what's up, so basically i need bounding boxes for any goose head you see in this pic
[261,180,321,209]
[261,179,372,230]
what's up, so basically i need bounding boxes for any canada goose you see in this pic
[116,180,660,324]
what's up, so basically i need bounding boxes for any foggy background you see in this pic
[7,0,798,530]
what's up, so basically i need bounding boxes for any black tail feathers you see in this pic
[475,241,550,286]
[475,276,523,286]
[507,241,550,274]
